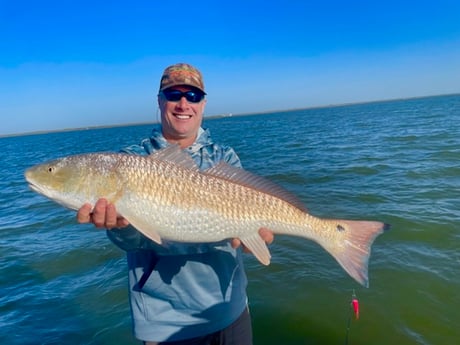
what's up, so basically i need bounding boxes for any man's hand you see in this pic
[77,198,129,229]
[231,228,274,253]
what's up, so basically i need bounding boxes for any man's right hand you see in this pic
[77,198,129,229]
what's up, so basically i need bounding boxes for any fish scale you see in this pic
[25,145,389,287]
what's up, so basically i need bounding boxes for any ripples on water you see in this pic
[1,94,459,344]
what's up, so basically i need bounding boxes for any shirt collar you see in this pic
[150,126,213,151]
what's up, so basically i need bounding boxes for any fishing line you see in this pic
[344,289,359,345]
[155,107,160,124]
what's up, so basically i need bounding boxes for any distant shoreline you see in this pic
[2,93,458,138]
[212,92,460,119]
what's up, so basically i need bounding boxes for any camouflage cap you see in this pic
[159,63,206,93]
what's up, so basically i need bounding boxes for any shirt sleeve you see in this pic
[106,226,147,251]
[222,146,243,168]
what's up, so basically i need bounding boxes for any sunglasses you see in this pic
[160,89,205,103]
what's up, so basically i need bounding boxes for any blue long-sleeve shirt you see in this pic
[107,127,248,342]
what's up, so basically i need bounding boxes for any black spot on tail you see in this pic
[337,224,346,232]
[383,223,391,231]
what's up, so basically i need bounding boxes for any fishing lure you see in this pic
[351,291,360,319]
[345,290,360,344]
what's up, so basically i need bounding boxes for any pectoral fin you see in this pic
[119,210,162,245]
[240,234,272,265]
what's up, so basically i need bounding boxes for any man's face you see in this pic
[158,85,207,148]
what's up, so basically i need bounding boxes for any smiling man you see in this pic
[77,63,273,344]
[157,64,208,148]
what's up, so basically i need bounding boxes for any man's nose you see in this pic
[177,96,189,108]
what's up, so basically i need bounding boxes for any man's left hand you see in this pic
[231,228,274,252]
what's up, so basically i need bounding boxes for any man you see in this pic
[77,63,273,344]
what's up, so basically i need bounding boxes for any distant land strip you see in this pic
[2,93,458,138]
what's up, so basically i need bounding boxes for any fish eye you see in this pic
[48,167,54,173]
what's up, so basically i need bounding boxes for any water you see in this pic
[1,94,459,344]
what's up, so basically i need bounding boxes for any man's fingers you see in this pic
[259,228,274,245]
[92,199,108,228]
[105,203,118,229]
[232,228,274,253]
[77,203,93,223]
[76,198,129,229]
[231,238,241,249]
[117,217,130,228]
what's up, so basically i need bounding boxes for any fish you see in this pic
[24,145,389,287]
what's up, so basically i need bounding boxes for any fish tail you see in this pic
[320,219,389,288]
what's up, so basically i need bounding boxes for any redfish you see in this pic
[25,145,388,287]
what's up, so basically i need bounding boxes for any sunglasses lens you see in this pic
[163,90,182,102]
[162,90,204,103]
[185,91,203,103]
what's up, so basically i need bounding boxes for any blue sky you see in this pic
[1,0,460,135]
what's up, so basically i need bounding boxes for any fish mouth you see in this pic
[26,181,47,196]
[25,177,76,211]
[25,171,47,196]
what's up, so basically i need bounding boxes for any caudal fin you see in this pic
[322,220,389,287]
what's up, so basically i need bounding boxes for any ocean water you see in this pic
[1,94,459,344]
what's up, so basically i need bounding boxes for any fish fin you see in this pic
[240,234,272,265]
[205,162,308,212]
[323,220,390,288]
[148,145,198,171]
[119,211,163,245]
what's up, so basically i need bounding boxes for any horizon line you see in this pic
[2,92,458,138]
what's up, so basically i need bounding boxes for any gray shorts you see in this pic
[144,307,253,345]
